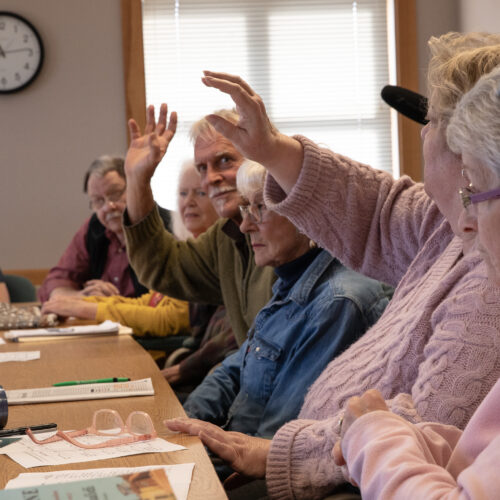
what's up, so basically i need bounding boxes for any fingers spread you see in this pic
[167,111,178,135]
[145,105,156,134]
[128,119,141,140]
[156,103,168,135]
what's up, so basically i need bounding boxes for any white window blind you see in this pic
[142,0,395,210]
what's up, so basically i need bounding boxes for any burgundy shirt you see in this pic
[39,217,135,302]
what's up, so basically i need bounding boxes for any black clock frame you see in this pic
[0,11,45,94]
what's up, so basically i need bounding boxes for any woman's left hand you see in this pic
[165,417,270,478]
[333,389,389,466]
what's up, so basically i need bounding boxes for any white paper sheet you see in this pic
[5,378,154,404]
[0,351,40,363]
[0,337,5,344]
[1,431,186,468]
[5,464,195,500]
[3,320,122,340]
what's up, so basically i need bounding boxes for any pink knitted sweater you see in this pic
[263,136,500,500]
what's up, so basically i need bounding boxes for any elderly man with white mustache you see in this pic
[123,107,276,346]
[39,155,172,301]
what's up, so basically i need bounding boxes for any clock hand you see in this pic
[3,48,34,55]
[0,45,5,58]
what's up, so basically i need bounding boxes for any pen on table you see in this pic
[53,377,130,387]
[0,423,57,437]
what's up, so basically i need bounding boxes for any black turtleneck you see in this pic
[273,247,322,298]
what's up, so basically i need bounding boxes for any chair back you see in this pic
[4,274,37,303]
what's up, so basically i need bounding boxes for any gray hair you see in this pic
[447,65,500,178]
[83,155,125,193]
[236,159,267,200]
[189,108,240,144]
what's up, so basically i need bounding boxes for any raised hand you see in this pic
[201,71,303,193]
[125,103,177,185]
[164,417,270,478]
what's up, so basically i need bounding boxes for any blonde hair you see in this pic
[236,159,267,200]
[447,66,500,178]
[427,32,500,124]
[189,108,240,144]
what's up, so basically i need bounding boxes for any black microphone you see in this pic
[381,85,429,125]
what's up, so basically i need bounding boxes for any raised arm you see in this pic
[125,103,177,223]
[201,71,303,193]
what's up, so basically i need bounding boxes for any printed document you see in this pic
[5,464,194,500]
[5,378,154,404]
[0,351,40,363]
[0,431,186,468]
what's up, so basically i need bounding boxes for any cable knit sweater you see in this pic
[263,136,500,500]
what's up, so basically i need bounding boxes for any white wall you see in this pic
[459,0,500,33]
[1,0,127,269]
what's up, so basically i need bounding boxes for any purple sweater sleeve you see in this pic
[264,135,442,287]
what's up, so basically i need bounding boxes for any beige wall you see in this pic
[2,1,499,270]
[1,0,127,269]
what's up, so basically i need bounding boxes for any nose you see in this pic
[239,213,258,234]
[185,189,197,205]
[204,165,223,185]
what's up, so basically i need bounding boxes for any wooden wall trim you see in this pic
[121,0,146,143]
[394,0,423,181]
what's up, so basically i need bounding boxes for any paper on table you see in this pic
[3,320,132,341]
[0,337,5,344]
[0,351,40,363]
[5,464,195,500]
[5,377,154,405]
[1,431,186,468]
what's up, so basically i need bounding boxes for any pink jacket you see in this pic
[343,377,500,499]
[263,136,500,500]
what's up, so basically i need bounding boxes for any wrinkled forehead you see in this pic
[87,170,126,195]
[194,134,239,163]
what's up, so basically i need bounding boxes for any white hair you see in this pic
[171,159,200,240]
[236,159,267,200]
[189,109,240,144]
[447,65,500,179]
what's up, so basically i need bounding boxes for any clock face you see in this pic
[0,12,44,94]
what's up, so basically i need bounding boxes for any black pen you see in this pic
[0,423,57,437]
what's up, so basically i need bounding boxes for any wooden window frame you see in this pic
[121,0,421,180]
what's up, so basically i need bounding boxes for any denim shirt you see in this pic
[184,250,391,437]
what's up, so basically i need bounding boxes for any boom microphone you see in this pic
[381,85,429,125]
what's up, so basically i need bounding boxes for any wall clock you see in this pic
[0,11,44,94]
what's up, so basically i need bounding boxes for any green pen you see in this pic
[53,377,130,387]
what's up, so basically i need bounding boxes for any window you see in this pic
[141,0,396,210]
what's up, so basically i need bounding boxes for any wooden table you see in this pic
[0,334,227,499]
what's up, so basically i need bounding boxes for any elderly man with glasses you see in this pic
[39,155,172,301]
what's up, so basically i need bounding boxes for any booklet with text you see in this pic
[0,468,177,499]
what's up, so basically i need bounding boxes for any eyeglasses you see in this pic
[89,188,126,210]
[238,202,268,224]
[459,185,500,209]
[26,409,157,449]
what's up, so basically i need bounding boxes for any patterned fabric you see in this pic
[262,135,500,500]
[0,303,58,329]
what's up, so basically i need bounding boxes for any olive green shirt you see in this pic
[124,205,275,346]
